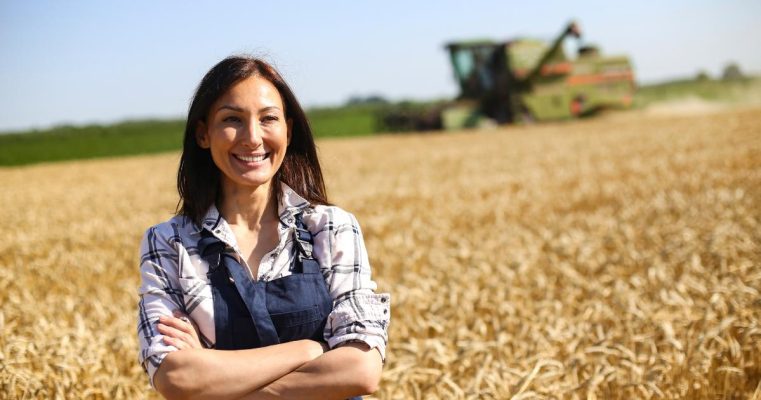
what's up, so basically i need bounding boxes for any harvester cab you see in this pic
[442,21,635,129]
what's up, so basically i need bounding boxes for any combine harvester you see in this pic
[382,21,636,131]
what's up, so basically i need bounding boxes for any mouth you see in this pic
[233,152,270,163]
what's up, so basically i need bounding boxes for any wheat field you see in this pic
[1,107,760,399]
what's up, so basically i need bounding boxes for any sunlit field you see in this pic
[1,107,760,399]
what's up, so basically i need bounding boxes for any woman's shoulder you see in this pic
[140,214,199,245]
[280,184,359,229]
[302,204,362,232]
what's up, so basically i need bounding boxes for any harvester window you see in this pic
[452,50,474,83]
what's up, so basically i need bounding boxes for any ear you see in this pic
[286,118,293,146]
[195,121,210,149]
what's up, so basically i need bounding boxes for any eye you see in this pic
[223,115,241,123]
[261,115,280,124]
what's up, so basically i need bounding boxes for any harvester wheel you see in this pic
[570,95,586,117]
[516,104,535,124]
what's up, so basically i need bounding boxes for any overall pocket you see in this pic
[266,271,332,342]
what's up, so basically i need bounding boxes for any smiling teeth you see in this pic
[236,153,268,162]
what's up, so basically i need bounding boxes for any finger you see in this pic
[170,312,200,338]
[157,321,203,350]
[157,323,193,343]
[162,335,188,350]
[158,325,197,350]
[169,312,202,342]
[172,309,190,322]
[159,315,194,335]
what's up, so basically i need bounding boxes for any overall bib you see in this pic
[199,213,361,399]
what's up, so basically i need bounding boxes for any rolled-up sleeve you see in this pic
[311,207,391,360]
[136,224,183,387]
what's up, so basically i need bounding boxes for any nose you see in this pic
[242,119,263,148]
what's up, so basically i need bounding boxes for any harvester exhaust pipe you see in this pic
[524,21,583,85]
[567,21,582,39]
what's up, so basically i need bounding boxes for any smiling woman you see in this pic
[196,76,291,195]
[136,56,390,400]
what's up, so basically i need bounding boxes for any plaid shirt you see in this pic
[137,184,390,385]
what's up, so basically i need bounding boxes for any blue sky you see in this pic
[1,0,759,132]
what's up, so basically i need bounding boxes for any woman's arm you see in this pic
[158,314,382,400]
[243,208,388,399]
[310,209,390,355]
[243,342,383,400]
[154,339,325,400]
[138,224,325,400]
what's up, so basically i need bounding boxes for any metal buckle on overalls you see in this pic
[292,227,314,258]
[199,234,225,275]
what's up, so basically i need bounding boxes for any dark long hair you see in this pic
[177,55,328,225]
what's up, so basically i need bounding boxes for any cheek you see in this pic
[209,148,228,170]
[268,127,289,152]
[208,129,237,149]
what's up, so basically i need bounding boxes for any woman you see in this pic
[137,55,390,400]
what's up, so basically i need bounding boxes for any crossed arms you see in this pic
[153,314,382,400]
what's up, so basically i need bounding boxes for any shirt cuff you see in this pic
[327,333,388,361]
[325,292,390,361]
[139,336,178,388]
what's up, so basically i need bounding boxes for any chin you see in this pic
[241,178,272,189]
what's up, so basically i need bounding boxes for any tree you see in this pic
[346,95,388,106]
[695,70,711,81]
[722,63,744,81]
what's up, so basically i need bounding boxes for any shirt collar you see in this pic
[191,182,312,235]
[278,182,311,220]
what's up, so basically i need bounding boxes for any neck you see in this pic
[219,179,279,230]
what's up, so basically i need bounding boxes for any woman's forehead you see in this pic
[215,75,284,111]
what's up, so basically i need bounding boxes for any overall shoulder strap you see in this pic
[200,229,281,347]
[198,229,226,273]
[292,213,314,258]
[292,213,320,273]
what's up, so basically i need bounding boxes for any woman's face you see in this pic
[197,75,291,194]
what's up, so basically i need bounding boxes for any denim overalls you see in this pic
[199,213,361,398]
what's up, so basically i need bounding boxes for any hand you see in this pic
[157,310,203,350]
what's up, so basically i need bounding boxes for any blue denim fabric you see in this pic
[199,213,361,399]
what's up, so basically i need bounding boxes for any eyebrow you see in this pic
[217,104,245,113]
[216,104,283,113]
